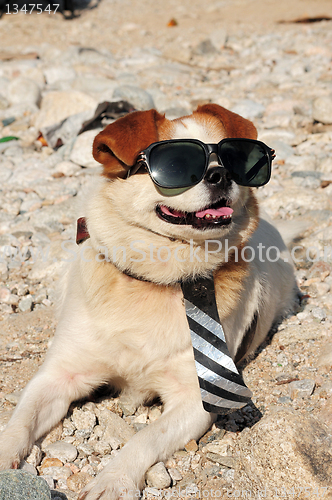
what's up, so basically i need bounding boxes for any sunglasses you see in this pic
[129,138,275,192]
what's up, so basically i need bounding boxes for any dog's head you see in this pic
[88,104,260,283]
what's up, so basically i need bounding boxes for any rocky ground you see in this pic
[0,0,332,498]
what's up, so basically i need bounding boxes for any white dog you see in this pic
[0,104,297,499]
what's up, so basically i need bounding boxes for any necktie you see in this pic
[181,277,252,414]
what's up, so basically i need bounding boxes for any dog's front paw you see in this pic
[79,470,139,500]
[0,435,21,470]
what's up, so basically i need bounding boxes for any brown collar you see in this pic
[76,217,152,282]
[76,217,90,244]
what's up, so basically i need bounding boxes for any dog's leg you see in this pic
[0,361,106,469]
[80,392,214,500]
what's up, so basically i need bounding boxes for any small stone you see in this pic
[277,396,293,404]
[40,466,72,483]
[167,468,183,482]
[312,96,332,124]
[26,444,43,467]
[231,99,265,119]
[19,460,37,475]
[33,289,48,304]
[45,441,78,463]
[40,457,64,469]
[133,413,147,424]
[69,130,101,168]
[0,287,11,303]
[55,161,81,177]
[319,157,332,174]
[72,407,96,436]
[44,66,76,86]
[41,475,55,489]
[31,232,51,247]
[311,307,327,322]
[113,85,154,111]
[66,472,92,492]
[148,406,162,422]
[210,29,227,50]
[118,399,137,416]
[8,78,41,107]
[91,440,111,456]
[145,462,172,489]
[206,453,236,468]
[288,379,315,399]
[184,439,198,453]
[77,443,94,456]
[0,470,51,499]
[193,39,217,55]
[18,295,33,312]
[96,408,135,448]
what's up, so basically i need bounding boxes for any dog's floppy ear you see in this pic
[93,109,165,178]
[195,104,258,139]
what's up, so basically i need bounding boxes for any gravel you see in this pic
[0,1,332,498]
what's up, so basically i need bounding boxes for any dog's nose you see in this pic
[204,166,232,187]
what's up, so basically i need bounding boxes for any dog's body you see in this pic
[0,105,297,499]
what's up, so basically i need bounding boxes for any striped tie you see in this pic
[181,277,252,414]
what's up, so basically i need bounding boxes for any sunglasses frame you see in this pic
[129,138,275,189]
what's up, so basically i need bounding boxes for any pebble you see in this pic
[288,379,316,399]
[40,458,64,469]
[26,445,43,467]
[69,130,101,168]
[8,78,41,107]
[44,441,78,463]
[311,307,327,322]
[18,294,33,312]
[312,96,332,124]
[66,472,92,492]
[184,439,198,453]
[145,462,172,489]
[96,408,135,448]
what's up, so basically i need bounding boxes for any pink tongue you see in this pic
[195,207,233,218]
[160,206,184,217]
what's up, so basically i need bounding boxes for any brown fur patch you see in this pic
[194,104,258,140]
[92,109,167,179]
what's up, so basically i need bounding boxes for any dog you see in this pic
[0,104,297,499]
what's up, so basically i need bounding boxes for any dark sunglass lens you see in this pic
[219,140,270,187]
[149,142,206,188]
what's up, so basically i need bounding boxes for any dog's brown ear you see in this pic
[195,104,258,139]
[93,109,166,178]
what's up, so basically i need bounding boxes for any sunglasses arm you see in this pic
[127,152,147,178]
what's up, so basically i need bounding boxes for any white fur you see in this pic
[0,115,297,500]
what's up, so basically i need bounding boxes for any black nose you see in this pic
[204,166,232,187]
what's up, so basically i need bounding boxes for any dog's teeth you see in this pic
[205,214,212,219]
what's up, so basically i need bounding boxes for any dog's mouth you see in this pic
[156,199,233,229]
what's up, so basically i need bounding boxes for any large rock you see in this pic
[0,470,51,500]
[234,408,332,499]
[34,91,97,130]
